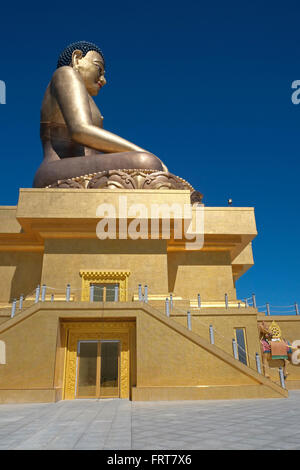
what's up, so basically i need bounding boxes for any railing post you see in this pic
[295,302,299,315]
[35,285,40,303]
[144,285,148,303]
[279,367,286,389]
[255,352,262,374]
[187,311,191,330]
[138,284,143,301]
[225,293,228,309]
[197,293,201,309]
[266,303,270,316]
[66,284,71,302]
[232,339,238,359]
[114,285,119,302]
[252,293,257,309]
[89,284,94,302]
[11,299,17,318]
[165,298,170,317]
[169,293,173,311]
[19,295,24,311]
[209,325,215,344]
[41,284,46,302]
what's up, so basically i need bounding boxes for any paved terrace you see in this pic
[0,392,300,450]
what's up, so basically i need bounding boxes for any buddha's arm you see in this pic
[51,66,148,154]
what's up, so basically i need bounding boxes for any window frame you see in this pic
[234,327,249,366]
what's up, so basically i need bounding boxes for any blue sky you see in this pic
[0,0,299,311]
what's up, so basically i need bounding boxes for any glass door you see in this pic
[100,341,120,398]
[76,340,120,398]
[76,341,99,398]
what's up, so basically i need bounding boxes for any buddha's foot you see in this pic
[47,169,203,204]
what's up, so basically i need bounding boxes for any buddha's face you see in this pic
[72,50,106,96]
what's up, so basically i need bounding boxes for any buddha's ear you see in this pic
[71,49,83,69]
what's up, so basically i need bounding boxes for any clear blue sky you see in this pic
[0,0,299,311]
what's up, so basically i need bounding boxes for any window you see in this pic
[80,270,130,301]
[234,328,248,366]
[91,283,119,302]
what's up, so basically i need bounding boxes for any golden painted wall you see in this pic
[39,239,238,303]
[0,252,43,302]
[0,190,258,306]
[0,310,58,389]
[171,311,260,370]
[41,239,169,300]
[0,307,137,402]
[40,239,238,302]
[0,189,277,403]
[0,303,292,403]
[168,251,236,300]
[136,310,258,387]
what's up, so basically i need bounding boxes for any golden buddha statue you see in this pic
[33,41,168,188]
[33,41,201,201]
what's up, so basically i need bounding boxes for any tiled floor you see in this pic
[0,391,300,449]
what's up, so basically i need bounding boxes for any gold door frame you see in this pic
[63,322,131,400]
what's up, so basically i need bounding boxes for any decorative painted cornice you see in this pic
[79,270,131,281]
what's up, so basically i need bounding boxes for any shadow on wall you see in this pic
[44,238,168,255]
[8,252,43,302]
[167,251,232,294]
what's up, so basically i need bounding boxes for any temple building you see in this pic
[0,41,299,403]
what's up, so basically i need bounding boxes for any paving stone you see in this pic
[1,392,300,449]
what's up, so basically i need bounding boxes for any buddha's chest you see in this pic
[89,96,104,128]
[45,91,104,128]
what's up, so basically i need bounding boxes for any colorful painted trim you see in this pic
[271,355,288,360]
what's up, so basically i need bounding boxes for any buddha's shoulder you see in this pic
[51,66,78,85]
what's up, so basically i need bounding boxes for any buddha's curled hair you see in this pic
[57,41,105,69]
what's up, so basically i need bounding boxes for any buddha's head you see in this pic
[57,41,106,96]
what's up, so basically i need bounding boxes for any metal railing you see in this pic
[4,283,299,321]
[5,283,123,319]
[2,282,292,390]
